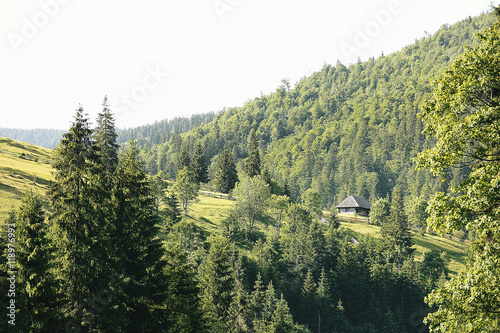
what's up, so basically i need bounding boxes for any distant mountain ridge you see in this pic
[0,112,217,149]
[0,128,65,149]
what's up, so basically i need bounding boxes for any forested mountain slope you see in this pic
[134,13,494,208]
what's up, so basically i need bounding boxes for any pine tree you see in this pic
[49,106,109,330]
[16,190,59,332]
[95,96,119,179]
[244,129,261,177]
[213,148,238,194]
[191,142,209,184]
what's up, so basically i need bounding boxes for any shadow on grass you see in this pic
[412,235,467,274]
[0,182,22,198]
[199,216,215,226]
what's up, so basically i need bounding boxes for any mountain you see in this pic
[0,137,53,220]
[126,12,495,208]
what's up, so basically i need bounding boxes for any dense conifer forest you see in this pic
[1,9,500,333]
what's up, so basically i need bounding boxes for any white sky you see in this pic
[0,0,497,130]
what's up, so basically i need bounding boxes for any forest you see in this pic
[1,8,500,333]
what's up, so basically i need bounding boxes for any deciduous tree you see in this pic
[416,9,500,331]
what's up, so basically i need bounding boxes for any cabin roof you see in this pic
[336,195,371,209]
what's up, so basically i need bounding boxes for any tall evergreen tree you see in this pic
[380,186,414,267]
[191,142,209,184]
[244,129,261,177]
[163,235,204,332]
[198,235,236,332]
[95,96,119,178]
[107,140,169,331]
[299,270,317,328]
[16,190,59,332]
[213,148,238,194]
[49,106,108,330]
[163,191,182,232]
[178,143,191,172]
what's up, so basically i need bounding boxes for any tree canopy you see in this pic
[416,9,500,332]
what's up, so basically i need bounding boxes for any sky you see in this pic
[0,0,497,130]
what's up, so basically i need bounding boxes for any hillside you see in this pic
[184,194,467,275]
[127,12,495,210]
[0,137,53,220]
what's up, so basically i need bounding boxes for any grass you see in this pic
[182,194,235,237]
[339,219,468,276]
[0,137,53,221]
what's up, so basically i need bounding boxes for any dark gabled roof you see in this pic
[336,195,371,209]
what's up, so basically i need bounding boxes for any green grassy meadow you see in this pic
[182,193,235,237]
[0,137,54,221]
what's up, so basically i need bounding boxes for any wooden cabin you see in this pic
[336,195,371,216]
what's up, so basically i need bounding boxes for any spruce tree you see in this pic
[107,140,169,332]
[94,96,119,179]
[163,235,204,332]
[244,129,261,177]
[177,143,191,172]
[16,190,59,332]
[191,142,209,184]
[261,165,272,186]
[299,270,317,328]
[49,107,109,330]
[213,148,238,194]
[380,186,414,267]
[198,235,236,332]
[163,191,182,232]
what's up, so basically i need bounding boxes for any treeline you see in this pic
[0,99,444,332]
[117,112,217,146]
[0,112,215,150]
[0,128,65,149]
[132,13,494,212]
